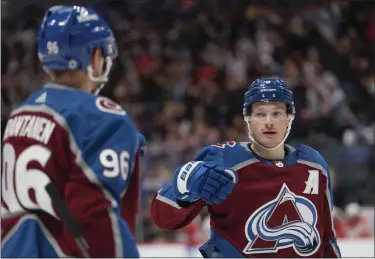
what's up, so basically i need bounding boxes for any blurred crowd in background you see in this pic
[1,0,374,243]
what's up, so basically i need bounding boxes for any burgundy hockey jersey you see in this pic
[2,83,144,257]
[151,141,341,258]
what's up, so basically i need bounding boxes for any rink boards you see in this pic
[138,238,375,258]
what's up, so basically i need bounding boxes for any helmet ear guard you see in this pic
[89,57,113,95]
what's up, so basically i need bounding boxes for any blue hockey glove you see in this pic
[172,161,238,205]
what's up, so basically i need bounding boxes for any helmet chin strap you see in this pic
[244,115,294,151]
[87,56,113,95]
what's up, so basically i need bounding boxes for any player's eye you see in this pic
[254,113,266,118]
[273,111,286,118]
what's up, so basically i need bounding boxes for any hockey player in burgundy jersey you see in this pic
[151,78,341,258]
[1,6,144,257]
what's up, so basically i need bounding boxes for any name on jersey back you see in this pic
[3,115,56,144]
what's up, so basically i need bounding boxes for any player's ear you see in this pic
[91,48,104,75]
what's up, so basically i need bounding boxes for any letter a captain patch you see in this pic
[303,170,319,195]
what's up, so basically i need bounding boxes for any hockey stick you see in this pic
[45,182,90,258]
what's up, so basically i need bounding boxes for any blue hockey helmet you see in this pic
[243,78,295,117]
[37,6,118,88]
[243,78,296,150]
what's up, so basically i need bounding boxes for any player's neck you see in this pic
[250,142,285,161]
[51,72,92,92]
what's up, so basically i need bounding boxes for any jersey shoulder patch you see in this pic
[54,93,136,150]
[95,97,126,116]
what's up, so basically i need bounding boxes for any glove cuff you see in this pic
[176,199,198,208]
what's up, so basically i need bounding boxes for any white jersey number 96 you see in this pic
[99,149,130,181]
[2,143,56,218]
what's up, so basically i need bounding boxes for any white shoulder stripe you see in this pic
[285,144,297,153]
[233,158,259,171]
[10,105,124,257]
[156,194,181,209]
[297,159,328,177]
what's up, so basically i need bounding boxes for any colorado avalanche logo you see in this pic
[243,183,320,256]
[95,97,126,115]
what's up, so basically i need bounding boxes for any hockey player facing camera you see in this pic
[151,78,341,258]
[1,6,144,257]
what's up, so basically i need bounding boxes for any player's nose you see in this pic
[265,121,274,129]
[264,114,273,123]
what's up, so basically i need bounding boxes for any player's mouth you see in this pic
[263,131,277,136]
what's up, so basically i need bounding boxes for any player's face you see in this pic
[248,101,289,148]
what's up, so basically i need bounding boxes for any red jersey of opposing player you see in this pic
[151,141,341,258]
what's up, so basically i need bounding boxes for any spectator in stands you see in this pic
[1,0,374,242]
